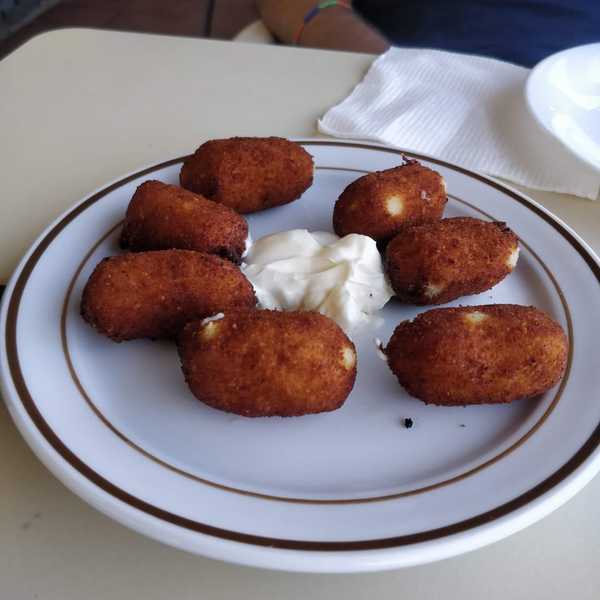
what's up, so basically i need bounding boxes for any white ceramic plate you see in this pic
[2,141,600,573]
[526,43,600,171]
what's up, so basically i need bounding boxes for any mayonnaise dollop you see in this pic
[241,229,393,332]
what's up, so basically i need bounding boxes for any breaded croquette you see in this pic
[120,180,248,262]
[385,305,568,405]
[386,217,519,304]
[180,137,314,214]
[332,159,447,243]
[81,250,256,341]
[178,309,357,417]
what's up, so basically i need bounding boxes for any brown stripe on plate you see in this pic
[57,176,572,505]
[4,142,600,551]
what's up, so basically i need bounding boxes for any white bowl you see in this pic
[526,43,600,172]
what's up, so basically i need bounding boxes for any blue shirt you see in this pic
[354,0,600,67]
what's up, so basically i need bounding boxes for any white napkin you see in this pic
[318,48,599,200]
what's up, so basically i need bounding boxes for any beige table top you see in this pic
[1,28,599,599]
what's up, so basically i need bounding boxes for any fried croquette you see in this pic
[120,180,248,262]
[385,217,519,305]
[179,137,314,214]
[81,250,256,341]
[332,159,447,243]
[385,305,568,406]
[177,309,357,417]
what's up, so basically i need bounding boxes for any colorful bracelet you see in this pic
[293,1,352,45]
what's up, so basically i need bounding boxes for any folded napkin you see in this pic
[318,48,599,200]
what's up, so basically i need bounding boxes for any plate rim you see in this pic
[525,42,600,173]
[2,139,600,570]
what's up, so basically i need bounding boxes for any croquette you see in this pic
[332,158,447,243]
[81,250,256,341]
[385,304,568,405]
[180,137,314,213]
[120,180,248,262]
[177,309,357,417]
[385,217,519,304]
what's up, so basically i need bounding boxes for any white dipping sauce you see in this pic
[242,229,393,332]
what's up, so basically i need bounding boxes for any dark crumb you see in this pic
[400,154,418,166]
[459,424,466,428]
[403,417,414,429]
[494,221,512,233]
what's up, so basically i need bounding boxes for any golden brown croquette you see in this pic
[81,250,256,341]
[385,217,519,304]
[385,305,568,405]
[180,137,314,213]
[332,159,447,243]
[177,309,357,417]
[120,180,248,262]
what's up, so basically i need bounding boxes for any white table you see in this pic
[1,28,599,599]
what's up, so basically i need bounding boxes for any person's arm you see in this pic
[256,0,389,54]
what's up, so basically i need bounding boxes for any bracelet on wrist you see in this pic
[293,1,352,45]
